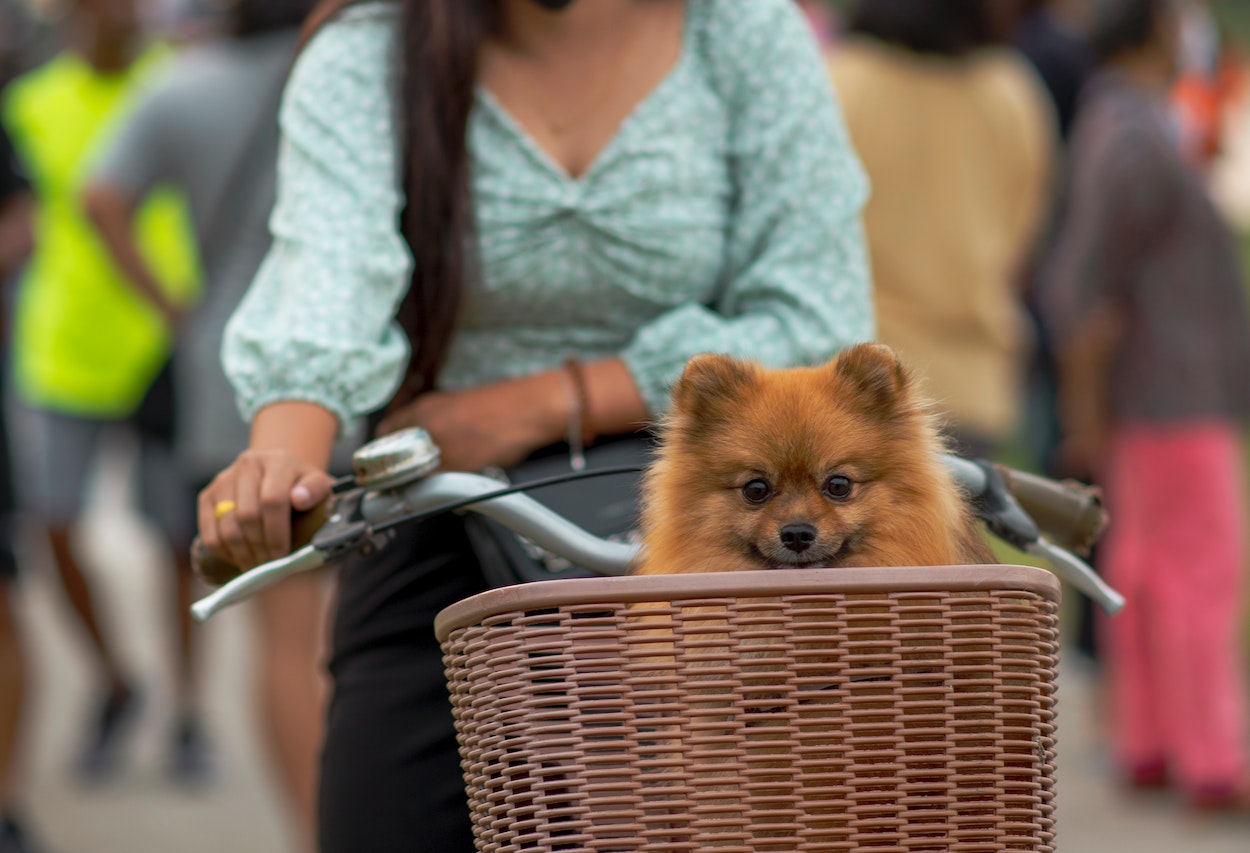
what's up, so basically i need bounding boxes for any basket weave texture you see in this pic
[437,565,1061,853]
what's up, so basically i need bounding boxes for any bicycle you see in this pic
[192,427,1123,852]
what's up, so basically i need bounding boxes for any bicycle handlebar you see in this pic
[191,429,1124,623]
[191,468,639,623]
[995,467,1106,555]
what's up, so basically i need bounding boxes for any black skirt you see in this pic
[318,512,485,853]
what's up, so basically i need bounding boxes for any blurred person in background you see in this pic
[0,113,39,853]
[798,0,838,47]
[1171,0,1246,171]
[1014,0,1095,475]
[0,0,55,88]
[1040,0,1250,813]
[1208,17,1250,232]
[0,0,204,784]
[1015,0,1095,153]
[825,0,1056,460]
[83,0,328,845]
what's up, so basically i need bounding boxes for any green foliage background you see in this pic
[1214,0,1250,43]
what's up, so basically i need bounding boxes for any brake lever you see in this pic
[966,459,1040,550]
[189,486,401,624]
[963,458,1123,615]
[191,545,326,623]
[1026,537,1125,615]
[311,487,396,555]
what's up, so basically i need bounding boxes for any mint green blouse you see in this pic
[223,0,874,430]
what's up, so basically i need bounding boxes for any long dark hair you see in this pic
[304,0,491,406]
[845,0,1010,57]
[1088,0,1167,62]
[235,0,320,38]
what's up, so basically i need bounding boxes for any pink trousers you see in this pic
[1100,422,1249,792]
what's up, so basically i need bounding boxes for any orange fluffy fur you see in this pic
[633,343,995,575]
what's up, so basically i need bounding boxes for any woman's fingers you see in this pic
[291,469,335,511]
[232,455,271,565]
[259,460,301,561]
[197,482,224,554]
[197,450,329,572]
[199,471,252,571]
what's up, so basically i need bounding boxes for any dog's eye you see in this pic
[824,475,854,499]
[742,479,772,504]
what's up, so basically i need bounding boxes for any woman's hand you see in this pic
[377,373,567,472]
[198,449,337,572]
[197,402,341,571]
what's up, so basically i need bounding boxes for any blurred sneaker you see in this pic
[0,814,48,853]
[74,683,141,782]
[168,715,214,786]
[1125,758,1169,791]
[1188,781,1250,815]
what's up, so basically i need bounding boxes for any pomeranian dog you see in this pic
[633,343,995,575]
[622,344,998,848]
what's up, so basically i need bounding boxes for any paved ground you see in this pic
[13,443,297,853]
[8,446,1250,852]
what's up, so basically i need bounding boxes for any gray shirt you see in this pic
[1040,70,1250,425]
[95,29,360,475]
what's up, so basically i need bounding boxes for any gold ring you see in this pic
[213,500,237,520]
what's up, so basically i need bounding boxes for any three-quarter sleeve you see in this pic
[222,6,412,432]
[621,0,874,414]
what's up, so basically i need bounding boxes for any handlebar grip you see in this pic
[190,496,337,587]
[995,466,1107,556]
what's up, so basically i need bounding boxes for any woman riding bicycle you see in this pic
[197,0,874,849]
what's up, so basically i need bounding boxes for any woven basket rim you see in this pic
[434,564,1061,641]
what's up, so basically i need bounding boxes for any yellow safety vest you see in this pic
[3,47,200,417]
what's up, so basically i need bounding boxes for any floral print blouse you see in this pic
[223,0,874,430]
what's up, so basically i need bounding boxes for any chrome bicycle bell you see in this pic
[352,427,442,490]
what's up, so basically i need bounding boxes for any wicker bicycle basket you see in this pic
[435,565,1062,853]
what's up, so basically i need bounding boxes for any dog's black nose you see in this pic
[779,523,817,553]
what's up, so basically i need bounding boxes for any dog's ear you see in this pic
[829,343,913,418]
[670,353,758,423]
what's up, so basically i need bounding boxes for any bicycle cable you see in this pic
[363,465,647,537]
